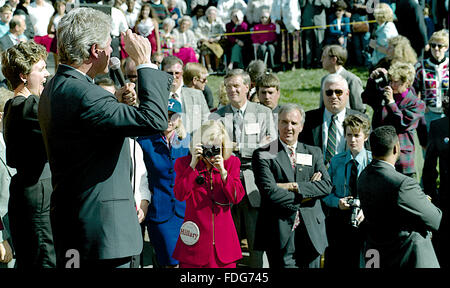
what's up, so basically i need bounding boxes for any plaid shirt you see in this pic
[363,83,425,174]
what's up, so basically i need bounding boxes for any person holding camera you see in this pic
[322,114,372,268]
[172,120,245,268]
[361,62,425,178]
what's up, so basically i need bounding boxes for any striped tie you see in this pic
[325,114,337,165]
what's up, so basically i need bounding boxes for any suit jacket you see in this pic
[319,68,365,113]
[423,117,449,209]
[210,102,277,207]
[0,136,15,244]
[38,64,171,263]
[299,107,369,152]
[137,133,191,223]
[180,86,210,134]
[358,159,442,268]
[0,33,14,52]
[252,139,332,256]
[172,155,245,266]
[300,0,332,28]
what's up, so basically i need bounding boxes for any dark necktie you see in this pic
[349,159,358,198]
[325,114,337,165]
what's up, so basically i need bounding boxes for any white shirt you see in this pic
[110,7,129,37]
[27,1,55,36]
[322,108,347,158]
[130,138,151,204]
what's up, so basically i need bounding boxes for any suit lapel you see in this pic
[274,139,295,182]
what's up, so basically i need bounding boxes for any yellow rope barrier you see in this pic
[213,20,377,37]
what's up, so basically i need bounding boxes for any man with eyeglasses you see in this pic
[299,74,368,167]
[162,56,210,135]
[182,62,215,110]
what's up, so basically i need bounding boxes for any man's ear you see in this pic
[90,43,99,59]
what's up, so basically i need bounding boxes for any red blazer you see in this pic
[172,155,245,266]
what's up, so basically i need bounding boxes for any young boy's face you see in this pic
[335,8,345,18]
[0,10,12,24]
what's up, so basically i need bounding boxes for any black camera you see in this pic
[202,145,221,158]
[374,72,389,90]
[347,198,361,228]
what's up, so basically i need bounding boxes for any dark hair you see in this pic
[333,0,348,11]
[369,126,399,157]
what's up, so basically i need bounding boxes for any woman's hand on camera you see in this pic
[369,68,388,80]
[190,143,203,170]
[383,86,394,104]
[212,155,227,181]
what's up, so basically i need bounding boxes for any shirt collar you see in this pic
[345,148,367,165]
[231,100,248,115]
[280,138,298,153]
[324,107,346,123]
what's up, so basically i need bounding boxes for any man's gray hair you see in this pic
[278,103,306,126]
[322,73,349,91]
[224,69,251,86]
[57,8,111,66]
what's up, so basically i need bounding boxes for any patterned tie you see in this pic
[349,159,358,198]
[233,110,244,143]
[325,114,337,165]
[172,92,180,102]
[292,211,301,232]
[288,145,296,169]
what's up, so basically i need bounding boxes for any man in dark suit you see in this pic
[358,125,442,268]
[252,104,332,268]
[423,95,449,267]
[319,45,365,113]
[299,74,368,166]
[38,8,171,268]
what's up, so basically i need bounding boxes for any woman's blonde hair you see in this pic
[374,3,394,23]
[388,62,416,86]
[429,29,449,47]
[388,35,417,65]
[218,81,230,106]
[191,120,233,160]
[174,117,187,140]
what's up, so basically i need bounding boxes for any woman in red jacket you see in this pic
[172,120,245,268]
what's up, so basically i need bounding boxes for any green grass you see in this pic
[207,67,370,113]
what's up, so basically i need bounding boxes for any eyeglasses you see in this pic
[167,71,183,77]
[195,77,207,83]
[430,43,446,49]
[325,89,344,97]
[260,16,269,19]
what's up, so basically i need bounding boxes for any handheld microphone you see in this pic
[109,56,126,87]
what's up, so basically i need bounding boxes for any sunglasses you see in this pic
[167,71,183,76]
[430,43,446,49]
[195,77,207,83]
[325,89,344,97]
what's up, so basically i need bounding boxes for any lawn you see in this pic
[206,67,370,113]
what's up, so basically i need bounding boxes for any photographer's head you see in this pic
[191,120,233,162]
[388,62,415,94]
[322,74,349,115]
[343,114,370,157]
[369,125,400,164]
[428,30,449,62]
[58,8,112,75]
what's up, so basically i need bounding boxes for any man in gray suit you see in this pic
[300,0,332,68]
[162,56,210,135]
[210,69,277,267]
[0,15,26,52]
[358,125,442,268]
[0,87,15,267]
[319,45,365,113]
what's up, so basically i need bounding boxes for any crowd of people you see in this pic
[0,0,449,269]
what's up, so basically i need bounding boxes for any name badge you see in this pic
[180,221,200,246]
[245,123,260,135]
[296,153,313,166]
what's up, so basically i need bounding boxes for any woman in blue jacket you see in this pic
[137,99,190,267]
